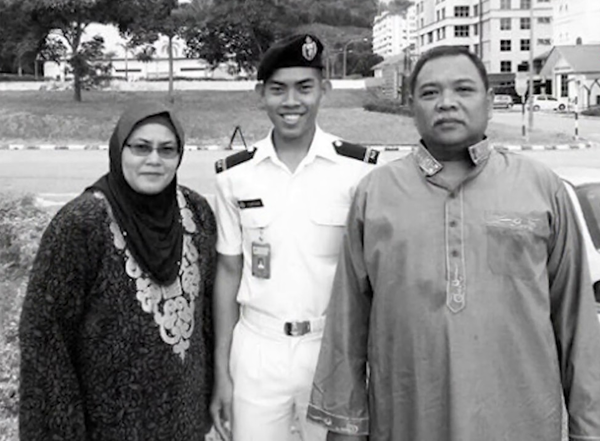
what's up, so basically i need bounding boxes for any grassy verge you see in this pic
[0,90,588,147]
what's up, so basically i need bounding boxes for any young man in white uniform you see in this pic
[210,34,379,441]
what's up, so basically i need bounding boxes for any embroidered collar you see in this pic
[413,138,492,177]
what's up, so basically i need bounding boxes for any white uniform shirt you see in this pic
[215,127,377,321]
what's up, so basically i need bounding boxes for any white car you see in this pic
[556,167,600,322]
[528,95,568,112]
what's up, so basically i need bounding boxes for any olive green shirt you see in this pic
[308,141,600,441]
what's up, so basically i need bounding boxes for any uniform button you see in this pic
[449,220,458,228]
[451,250,460,258]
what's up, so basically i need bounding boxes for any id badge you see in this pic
[251,241,271,279]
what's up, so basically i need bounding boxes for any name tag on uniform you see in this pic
[238,199,264,209]
[251,241,271,279]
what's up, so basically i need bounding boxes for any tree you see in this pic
[381,0,414,15]
[117,0,184,100]
[182,0,383,77]
[21,0,128,101]
[0,0,48,75]
[183,0,300,75]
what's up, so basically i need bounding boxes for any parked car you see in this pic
[528,95,568,112]
[556,167,600,322]
[493,94,514,109]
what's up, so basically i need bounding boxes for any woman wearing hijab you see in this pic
[19,102,216,441]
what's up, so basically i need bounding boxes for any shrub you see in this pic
[0,192,51,439]
[581,106,600,117]
[0,74,43,83]
[363,97,413,117]
[0,192,52,279]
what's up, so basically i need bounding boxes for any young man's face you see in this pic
[257,67,330,143]
[410,54,493,153]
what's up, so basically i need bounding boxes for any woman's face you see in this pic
[121,121,180,195]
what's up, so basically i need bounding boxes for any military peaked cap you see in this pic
[257,34,324,82]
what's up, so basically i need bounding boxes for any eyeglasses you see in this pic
[125,143,180,159]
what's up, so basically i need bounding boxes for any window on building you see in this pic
[537,16,551,24]
[500,0,511,10]
[441,8,446,18]
[455,25,470,37]
[560,74,568,97]
[428,32,434,43]
[455,6,469,17]
[500,40,512,51]
[520,39,530,50]
[520,17,530,29]
[500,61,512,72]
[474,4,479,16]
[441,27,446,39]
[421,18,424,27]
[537,38,551,45]
[474,24,479,36]
[520,0,531,9]
[474,43,480,56]
[500,18,511,30]
[437,10,441,21]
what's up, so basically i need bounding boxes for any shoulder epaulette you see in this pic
[215,149,256,174]
[333,140,379,164]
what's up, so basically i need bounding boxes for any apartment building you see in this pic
[553,0,600,45]
[372,7,417,58]
[414,0,554,74]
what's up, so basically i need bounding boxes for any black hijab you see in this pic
[89,101,186,285]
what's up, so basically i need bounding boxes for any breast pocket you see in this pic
[308,204,350,257]
[239,206,274,244]
[485,211,550,280]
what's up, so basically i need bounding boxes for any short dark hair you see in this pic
[409,46,489,94]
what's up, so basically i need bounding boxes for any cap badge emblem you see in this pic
[302,36,317,61]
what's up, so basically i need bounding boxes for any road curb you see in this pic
[0,141,595,152]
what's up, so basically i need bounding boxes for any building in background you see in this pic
[372,7,417,59]
[539,45,600,108]
[414,0,554,75]
[553,0,600,45]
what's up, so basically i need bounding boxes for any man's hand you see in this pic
[327,432,368,441]
[210,376,234,441]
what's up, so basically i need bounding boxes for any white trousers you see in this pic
[230,314,328,441]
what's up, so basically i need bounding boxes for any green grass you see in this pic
[0,90,586,147]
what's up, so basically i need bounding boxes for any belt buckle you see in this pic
[284,321,311,336]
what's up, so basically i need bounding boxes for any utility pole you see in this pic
[527,0,534,132]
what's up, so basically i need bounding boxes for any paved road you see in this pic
[2,148,600,208]
[492,108,600,144]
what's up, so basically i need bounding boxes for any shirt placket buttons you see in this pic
[446,191,466,313]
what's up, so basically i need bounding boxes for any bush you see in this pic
[0,74,44,83]
[0,192,51,439]
[0,192,52,279]
[363,97,413,117]
[581,106,600,117]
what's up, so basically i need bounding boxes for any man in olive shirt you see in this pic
[308,46,600,441]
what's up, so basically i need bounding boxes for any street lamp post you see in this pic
[343,37,369,79]
[528,0,535,133]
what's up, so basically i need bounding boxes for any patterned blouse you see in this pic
[19,186,216,441]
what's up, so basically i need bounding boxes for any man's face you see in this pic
[257,67,330,143]
[410,54,493,152]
